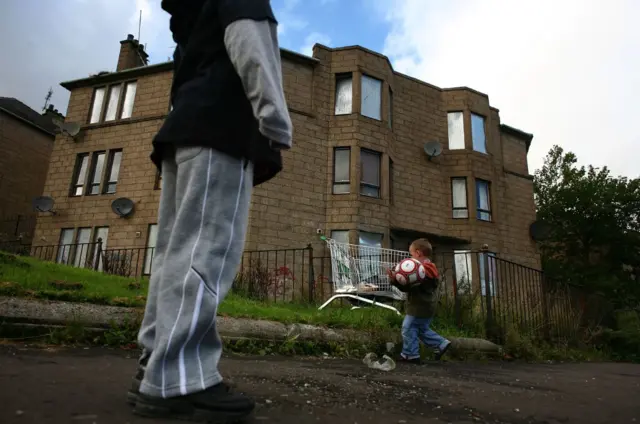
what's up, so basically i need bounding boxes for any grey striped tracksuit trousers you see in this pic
[137,146,253,398]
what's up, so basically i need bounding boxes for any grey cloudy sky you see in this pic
[1,0,638,178]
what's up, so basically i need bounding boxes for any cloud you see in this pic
[274,0,308,36]
[0,1,172,114]
[377,0,640,177]
[300,32,332,57]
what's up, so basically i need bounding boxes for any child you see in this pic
[388,238,451,363]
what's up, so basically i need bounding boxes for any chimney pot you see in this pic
[127,34,134,41]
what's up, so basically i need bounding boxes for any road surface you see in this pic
[0,344,639,423]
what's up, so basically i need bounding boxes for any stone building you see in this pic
[0,98,61,241]
[33,34,540,288]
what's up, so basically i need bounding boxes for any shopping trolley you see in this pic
[317,236,412,315]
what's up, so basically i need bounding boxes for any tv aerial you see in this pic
[423,140,443,161]
[111,198,135,218]
[51,118,81,139]
[32,196,57,215]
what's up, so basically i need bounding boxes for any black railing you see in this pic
[0,240,598,343]
[0,214,37,243]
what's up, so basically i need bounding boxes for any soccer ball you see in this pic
[393,258,427,285]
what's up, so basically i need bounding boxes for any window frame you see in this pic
[360,74,383,121]
[475,179,492,221]
[143,223,159,275]
[86,151,106,196]
[332,147,351,195]
[359,148,381,199]
[70,153,90,197]
[479,251,497,297]
[471,112,487,154]
[451,177,469,219]
[57,228,75,265]
[104,149,123,194]
[88,80,137,124]
[334,73,353,116]
[447,111,465,150]
[389,157,394,205]
[387,87,393,129]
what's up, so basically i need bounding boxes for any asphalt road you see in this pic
[0,344,639,423]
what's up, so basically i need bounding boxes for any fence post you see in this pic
[307,243,315,303]
[94,238,103,271]
[14,215,21,237]
[541,274,551,341]
[481,245,496,341]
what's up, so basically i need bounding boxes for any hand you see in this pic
[386,268,397,281]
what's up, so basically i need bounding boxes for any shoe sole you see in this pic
[133,399,254,423]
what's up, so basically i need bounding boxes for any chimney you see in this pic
[116,34,149,72]
[43,104,65,122]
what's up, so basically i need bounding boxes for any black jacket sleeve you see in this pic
[218,0,277,29]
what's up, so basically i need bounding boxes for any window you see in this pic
[479,252,497,296]
[71,153,90,196]
[143,224,159,275]
[361,75,382,120]
[73,227,92,268]
[87,152,106,195]
[358,231,384,279]
[453,250,473,294]
[88,81,137,124]
[104,85,122,122]
[476,179,492,221]
[360,149,381,198]
[447,112,465,150]
[333,147,350,194]
[92,227,109,271]
[389,158,394,204]
[335,75,353,115]
[330,230,349,245]
[471,113,487,153]
[154,170,162,190]
[104,150,123,194]
[388,88,393,128]
[451,178,469,218]
[89,87,106,124]
[57,228,74,264]
[121,81,137,119]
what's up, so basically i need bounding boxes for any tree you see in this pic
[533,146,640,307]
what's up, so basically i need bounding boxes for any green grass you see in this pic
[0,252,416,332]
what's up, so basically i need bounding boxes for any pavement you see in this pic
[0,344,639,424]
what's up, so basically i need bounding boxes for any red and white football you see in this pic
[393,258,427,285]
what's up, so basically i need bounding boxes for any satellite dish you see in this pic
[111,198,135,218]
[423,141,443,161]
[51,119,81,138]
[33,196,56,214]
[529,220,553,241]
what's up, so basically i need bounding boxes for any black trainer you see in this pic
[434,341,452,361]
[126,366,144,405]
[398,355,421,365]
[133,382,255,423]
[126,352,149,406]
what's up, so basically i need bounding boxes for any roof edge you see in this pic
[60,49,318,91]
[0,107,56,137]
[500,124,534,151]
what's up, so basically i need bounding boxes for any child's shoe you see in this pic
[398,354,421,365]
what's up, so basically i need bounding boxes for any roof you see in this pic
[60,48,318,90]
[0,97,57,136]
[499,124,534,152]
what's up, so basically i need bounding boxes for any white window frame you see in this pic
[333,147,350,194]
[361,74,382,120]
[105,150,123,194]
[143,224,159,275]
[447,112,465,150]
[471,113,487,154]
[451,177,469,219]
[453,250,473,294]
[334,75,353,115]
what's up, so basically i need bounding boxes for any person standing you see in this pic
[128,0,292,421]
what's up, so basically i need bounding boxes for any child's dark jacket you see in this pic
[391,260,439,319]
